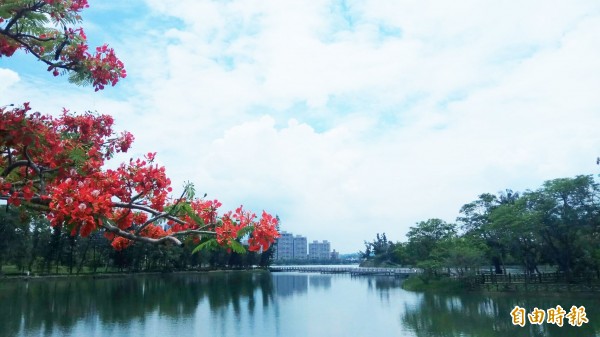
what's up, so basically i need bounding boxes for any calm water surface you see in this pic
[1,271,599,337]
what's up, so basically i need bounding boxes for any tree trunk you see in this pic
[76,237,92,274]
[68,235,76,274]
[492,256,502,274]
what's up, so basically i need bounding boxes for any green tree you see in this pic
[405,219,457,280]
[360,233,397,265]
[530,175,600,279]
[0,208,28,272]
[406,219,456,263]
[488,194,544,275]
[457,192,518,274]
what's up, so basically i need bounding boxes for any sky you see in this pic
[2,0,600,253]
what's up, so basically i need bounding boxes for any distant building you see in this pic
[293,235,307,259]
[275,232,307,260]
[309,240,331,260]
[330,249,340,260]
[275,232,294,260]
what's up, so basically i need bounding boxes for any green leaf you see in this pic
[229,240,246,254]
[192,238,218,254]
[0,3,23,19]
[236,225,254,239]
[68,70,93,87]
[181,203,205,226]
[68,146,87,167]
[183,182,195,199]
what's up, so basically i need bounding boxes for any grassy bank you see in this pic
[402,274,600,295]
[402,275,466,293]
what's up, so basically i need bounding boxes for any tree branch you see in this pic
[1,159,41,177]
[111,202,187,226]
[3,2,46,32]
[101,221,184,246]
[99,218,217,247]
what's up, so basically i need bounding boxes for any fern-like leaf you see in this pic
[192,238,218,254]
[229,240,246,254]
[236,225,254,239]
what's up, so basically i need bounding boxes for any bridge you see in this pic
[269,266,419,277]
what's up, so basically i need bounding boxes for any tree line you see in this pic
[0,209,275,275]
[361,174,600,281]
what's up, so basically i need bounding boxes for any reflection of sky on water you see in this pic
[309,275,332,290]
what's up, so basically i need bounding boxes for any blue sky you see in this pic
[2,0,600,253]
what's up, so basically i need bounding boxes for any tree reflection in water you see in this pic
[365,275,404,303]
[0,271,274,337]
[401,292,600,337]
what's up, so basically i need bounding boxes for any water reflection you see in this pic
[309,275,332,290]
[364,275,405,303]
[2,272,600,337]
[401,293,600,337]
[0,271,274,337]
[272,274,308,298]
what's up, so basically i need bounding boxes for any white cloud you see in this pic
[0,68,20,94]
[4,0,600,252]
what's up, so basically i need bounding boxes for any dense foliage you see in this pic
[362,175,600,281]
[0,208,275,274]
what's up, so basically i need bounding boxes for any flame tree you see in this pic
[0,0,280,254]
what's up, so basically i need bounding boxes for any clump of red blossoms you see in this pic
[1,104,280,252]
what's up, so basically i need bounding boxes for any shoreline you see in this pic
[402,275,600,296]
[0,268,270,282]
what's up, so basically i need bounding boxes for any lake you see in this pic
[0,271,599,337]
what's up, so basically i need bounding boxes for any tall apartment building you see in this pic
[275,232,308,260]
[293,235,307,260]
[275,232,294,260]
[308,240,331,260]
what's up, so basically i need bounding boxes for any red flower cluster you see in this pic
[1,104,280,253]
[111,236,132,250]
[86,45,127,91]
[216,207,253,246]
[58,37,126,91]
[248,211,281,252]
[168,198,223,232]
[215,207,280,252]
[0,36,19,57]
[48,174,112,237]
[1,1,125,90]
[43,0,89,12]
